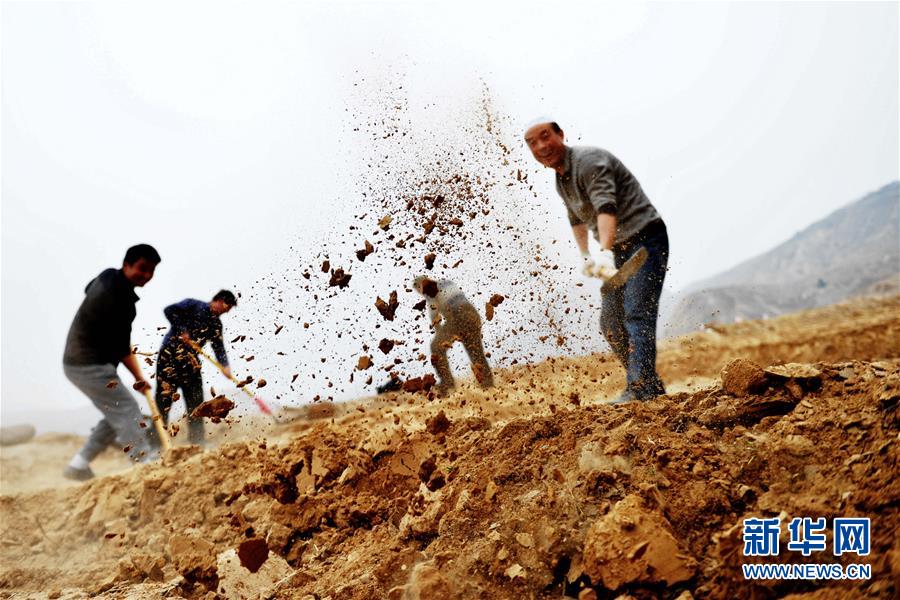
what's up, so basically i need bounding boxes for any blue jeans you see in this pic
[600,220,669,399]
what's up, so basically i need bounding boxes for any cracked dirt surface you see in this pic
[0,294,898,599]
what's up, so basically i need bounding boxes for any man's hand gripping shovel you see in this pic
[133,381,172,452]
[587,247,648,291]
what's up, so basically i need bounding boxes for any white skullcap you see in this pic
[523,115,558,132]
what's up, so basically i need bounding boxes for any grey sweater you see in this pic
[555,145,662,246]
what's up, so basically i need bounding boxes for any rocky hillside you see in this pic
[667,181,899,335]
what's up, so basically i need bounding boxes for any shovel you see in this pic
[185,339,278,421]
[593,247,648,292]
[137,385,172,451]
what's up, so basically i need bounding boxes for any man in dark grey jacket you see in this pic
[525,120,669,403]
[62,244,162,480]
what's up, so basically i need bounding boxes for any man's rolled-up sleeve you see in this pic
[211,336,229,367]
[209,318,229,366]
[584,160,617,214]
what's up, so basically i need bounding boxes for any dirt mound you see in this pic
[2,359,898,598]
[1,295,898,599]
[582,495,696,589]
[0,425,36,447]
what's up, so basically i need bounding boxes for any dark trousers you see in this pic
[430,301,494,390]
[155,369,206,444]
[600,220,669,399]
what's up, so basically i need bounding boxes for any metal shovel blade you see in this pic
[601,247,648,292]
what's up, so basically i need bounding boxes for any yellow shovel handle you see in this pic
[142,388,172,451]
[186,339,257,401]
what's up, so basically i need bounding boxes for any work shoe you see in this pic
[62,465,95,481]
[190,439,209,449]
[138,448,161,464]
[645,381,666,398]
[433,383,453,398]
[376,379,402,394]
[609,389,639,405]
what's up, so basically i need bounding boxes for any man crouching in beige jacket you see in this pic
[413,276,495,395]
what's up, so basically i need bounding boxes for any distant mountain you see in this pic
[666,181,900,336]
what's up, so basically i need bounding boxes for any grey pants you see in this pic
[64,363,156,463]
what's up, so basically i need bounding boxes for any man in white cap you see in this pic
[413,276,494,395]
[524,119,668,403]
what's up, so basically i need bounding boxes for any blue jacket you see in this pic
[158,299,228,377]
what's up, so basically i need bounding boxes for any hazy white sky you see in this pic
[2,1,897,428]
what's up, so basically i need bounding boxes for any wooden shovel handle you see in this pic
[142,388,172,451]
